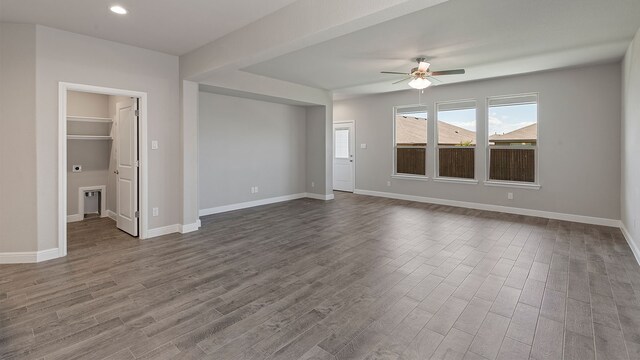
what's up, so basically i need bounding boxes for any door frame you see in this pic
[332,120,356,192]
[58,82,149,258]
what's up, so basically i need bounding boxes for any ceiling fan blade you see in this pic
[427,76,443,84]
[392,77,412,85]
[430,69,465,76]
[381,71,410,75]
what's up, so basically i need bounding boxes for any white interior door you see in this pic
[333,122,355,192]
[116,99,139,236]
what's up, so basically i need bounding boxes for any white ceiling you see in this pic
[0,0,298,55]
[242,0,640,96]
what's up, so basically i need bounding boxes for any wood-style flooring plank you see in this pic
[0,192,637,359]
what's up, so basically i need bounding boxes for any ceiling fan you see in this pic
[381,57,465,89]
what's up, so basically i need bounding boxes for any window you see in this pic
[436,100,477,179]
[487,94,538,183]
[334,129,349,159]
[394,106,428,176]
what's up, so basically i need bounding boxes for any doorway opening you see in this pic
[58,83,149,258]
[333,121,355,192]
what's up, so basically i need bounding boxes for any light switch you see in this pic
[151,140,159,150]
[360,144,367,149]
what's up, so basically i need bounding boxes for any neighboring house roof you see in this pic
[489,123,537,143]
[396,116,427,144]
[395,116,476,145]
[437,121,476,145]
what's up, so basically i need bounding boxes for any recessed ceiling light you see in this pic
[110,5,128,15]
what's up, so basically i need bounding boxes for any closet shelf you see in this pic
[67,115,113,123]
[67,135,113,140]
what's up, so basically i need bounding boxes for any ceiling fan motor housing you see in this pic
[411,67,428,78]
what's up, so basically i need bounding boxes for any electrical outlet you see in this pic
[387,181,391,187]
[507,192,514,200]
[361,143,367,149]
[72,165,82,172]
[152,207,159,217]
[255,186,259,193]
[311,181,315,188]
[250,187,255,194]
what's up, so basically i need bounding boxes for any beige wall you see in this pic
[334,63,622,220]
[0,23,38,252]
[623,27,640,251]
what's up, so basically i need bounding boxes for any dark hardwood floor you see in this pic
[1,192,639,359]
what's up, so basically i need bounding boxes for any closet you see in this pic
[66,91,137,235]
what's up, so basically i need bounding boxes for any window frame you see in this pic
[434,99,479,184]
[392,105,429,179]
[485,93,541,189]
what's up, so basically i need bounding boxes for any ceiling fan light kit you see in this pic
[381,57,465,90]
[408,77,432,90]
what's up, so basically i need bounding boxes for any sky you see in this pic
[437,103,537,135]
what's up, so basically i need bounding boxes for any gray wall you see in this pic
[0,24,180,254]
[198,92,307,210]
[66,91,111,216]
[306,106,328,195]
[34,25,180,250]
[623,28,640,248]
[0,23,38,252]
[334,63,622,220]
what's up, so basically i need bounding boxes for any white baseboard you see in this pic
[0,248,60,264]
[620,221,640,266]
[180,222,200,234]
[146,224,180,239]
[147,220,202,238]
[67,211,114,223]
[37,248,60,262]
[353,189,620,227]
[67,214,83,223]
[199,193,308,216]
[107,210,117,221]
[306,193,335,201]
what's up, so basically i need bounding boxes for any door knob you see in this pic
[114,170,119,174]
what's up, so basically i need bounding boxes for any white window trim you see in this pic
[485,93,540,187]
[392,174,430,181]
[392,104,429,179]
[484,180,541,190]
[433,177,479,185]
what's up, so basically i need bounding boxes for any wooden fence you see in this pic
[397,146,535,182]
[396,147,426,175]
[489,148,535,182]
[438,147,475,179]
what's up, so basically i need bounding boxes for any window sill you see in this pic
[483,180,541,190]
[433,177,479,185]
[392,174,429,182]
